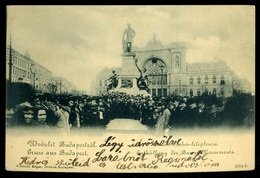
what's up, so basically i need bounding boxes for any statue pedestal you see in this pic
[109,53,150,96]
[115,78,138,90]
[112,85,151,97]
[120,53,139,76]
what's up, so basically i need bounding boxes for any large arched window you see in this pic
[143,58,167,85]
[143,58,167,75]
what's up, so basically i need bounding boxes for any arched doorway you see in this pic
[142,58,167,97]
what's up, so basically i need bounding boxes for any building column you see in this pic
[132,78,137,88]
[116,78,122,89]
[167,73,170,85]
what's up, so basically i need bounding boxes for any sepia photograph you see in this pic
[5,5,255,173]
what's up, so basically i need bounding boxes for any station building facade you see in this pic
[96,38,250,97]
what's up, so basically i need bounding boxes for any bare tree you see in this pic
[46,82,59,94]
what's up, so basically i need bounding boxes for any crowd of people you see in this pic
[6,90,254,136]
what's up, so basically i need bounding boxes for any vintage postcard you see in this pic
[5,5,255,172]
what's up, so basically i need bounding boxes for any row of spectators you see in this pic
[6,91,255,136]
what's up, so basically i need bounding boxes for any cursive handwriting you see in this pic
[92,149,147,163]
[128,135,182,147]
[99,136,124,152]
[151,150,208,167]
[55,157,91,167]
[19,156,48,166]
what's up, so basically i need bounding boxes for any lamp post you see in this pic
[159,64,165,97]
[60,78,62,95]
[179,80,181,95]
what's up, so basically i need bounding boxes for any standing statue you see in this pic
[107,70,118,92]
[134,54,152,93]
[122,23,135,53]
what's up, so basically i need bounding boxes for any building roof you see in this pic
[132,36,186,52]
[9,48,31,62]
[31,61,52,73]
[187,60,231,72]
[25,50,31,59]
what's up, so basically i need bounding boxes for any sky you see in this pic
[6,6,255,93]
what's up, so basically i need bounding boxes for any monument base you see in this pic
[110,87,151,97]
[109,52,150,96]
[109,77,151,96]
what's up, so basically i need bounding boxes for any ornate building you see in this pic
[6,45,77,94]
[186,61,233,97]
[31,61,52,93]
[96,37,250,97]
[131,37,187,97]
[6,47,32,84]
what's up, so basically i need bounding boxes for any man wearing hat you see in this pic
[11,102,36,127]
[168,101,177,128]
[186,97,199,127]
[174,99,188,127]
[155,102,171,136]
